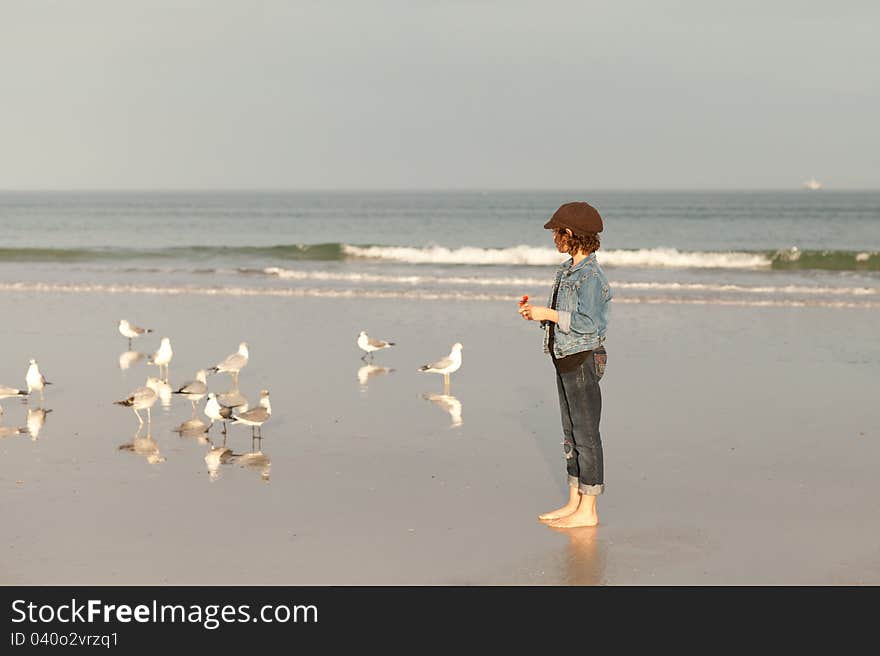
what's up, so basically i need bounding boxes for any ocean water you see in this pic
[1,190,878,308]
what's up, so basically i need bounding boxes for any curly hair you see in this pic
[553,229,601,255]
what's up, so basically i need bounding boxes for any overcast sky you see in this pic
[1,1,878,190]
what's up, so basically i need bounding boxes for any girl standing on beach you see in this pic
[518,201,612,528]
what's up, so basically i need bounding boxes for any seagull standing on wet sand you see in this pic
[208,342,249,385]
[173,369,208,410]
[357,331,395,360]
[204,392,234,434]
[26,359,52,403]
[114,382,158,426]
[417,343,463,392]
[0,385,28,400]
[229,389,272,438]
[118,319,153,349]
[147,337,173,382]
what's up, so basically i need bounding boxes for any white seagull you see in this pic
[147,337,173,382]
[114,382,158,426]
[26,359,52,403]
[146,375,172,408]
[204,392,234,434]
[417,343,463,391]
[118,319,153,349]
[230,389,272,438]
[173,369,208,410]
[357,331,395,360]
[208,342,249,384]
[0,385,28,400]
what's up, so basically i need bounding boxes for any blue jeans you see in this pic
[554,347,605,495]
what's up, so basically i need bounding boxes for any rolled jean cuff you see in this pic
[579,483,604,496]
[568,475,579,488]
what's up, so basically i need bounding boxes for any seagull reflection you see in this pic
[204,436,271,481]
[205,445,235,481]
[422,393,463,427]
[357,364,394,388]
[27,407,52,440]
[236,437,271,481]
[118,350,146,371]
[0,423,27,438]
[146,376,173,409]
[173,416,211,442]
[118,425,166,464]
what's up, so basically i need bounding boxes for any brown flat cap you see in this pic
[544,201,603,235]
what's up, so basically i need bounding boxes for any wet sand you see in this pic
[1,289,878,584]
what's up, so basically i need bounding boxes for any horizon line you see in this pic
[1,187,878,193]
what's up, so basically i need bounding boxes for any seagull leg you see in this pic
[134,407,143,426]
[147,407,152,425]
[128,337,132,349]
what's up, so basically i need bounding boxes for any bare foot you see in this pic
[538,501,580,521]
[546,508,598,528]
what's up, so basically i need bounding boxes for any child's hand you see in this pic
[519,302,537,320]
[520,304,552,322]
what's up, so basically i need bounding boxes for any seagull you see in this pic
[26,359,52,403]
[0,385,28,400]
[229,389,271,438]
[172,369,208,410]
[118,319,153,349]
[145,375,172,408]
[204,392,234,434]
[417,342,463,391]
[147,337,173,382]
[114,382,158,426]
[217,386,249,414]
[357,331,395,360]
[208,342,249,384]
[27,407,52,440]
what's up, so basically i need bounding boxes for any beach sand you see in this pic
[0,289,878,585]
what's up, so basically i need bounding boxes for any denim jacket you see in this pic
[542,252,612,357]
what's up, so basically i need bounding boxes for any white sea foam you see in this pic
[342,245,773,269]
[262,267,878,297]
[343,244,565,266]
[1,281,878,309]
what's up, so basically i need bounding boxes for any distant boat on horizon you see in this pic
[803,177,824,190]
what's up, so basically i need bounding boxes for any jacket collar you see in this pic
[560,252,596,274]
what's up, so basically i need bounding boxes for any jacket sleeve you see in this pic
[554,275,601,336]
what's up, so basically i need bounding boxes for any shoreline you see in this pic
[1,291,878,584]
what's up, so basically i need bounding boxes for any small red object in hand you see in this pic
[519,295,529,306]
